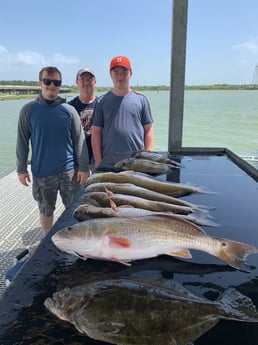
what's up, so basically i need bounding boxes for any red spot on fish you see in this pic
[109,236,132,248]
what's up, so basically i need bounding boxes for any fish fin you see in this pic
[104,187,113,196]
[215,237,258,272]
[150,214,208,235]
[74,251,88,260]
[117,205,135,209]
[109,236,132,248]
[169,249,192,259]
[109,198,117,210]
[217,288,258,321]
[117,171,132,177]
[110,257,132,266]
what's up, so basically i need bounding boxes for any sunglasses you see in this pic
[42,78,62,87]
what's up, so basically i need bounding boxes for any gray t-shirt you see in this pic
[92,90,153,157]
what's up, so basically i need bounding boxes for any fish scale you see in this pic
[84,182,197,208]
[85,171,208,197]
[52,215,258,271]
[44,278,258,345]
[73,203,218,227]
[82,191,194,214]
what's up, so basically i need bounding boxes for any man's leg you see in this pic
[32,175,58,236]
[59,169,80,208]
[40,214,54,236]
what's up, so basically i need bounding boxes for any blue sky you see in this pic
[1,0,258,86]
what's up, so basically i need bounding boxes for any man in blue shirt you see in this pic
[16,66,89,235]
[91,56,154,167]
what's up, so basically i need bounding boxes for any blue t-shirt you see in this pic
[16,94,89,177]
[92,90,153,157]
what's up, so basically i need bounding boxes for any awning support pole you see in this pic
[168,0,188,152]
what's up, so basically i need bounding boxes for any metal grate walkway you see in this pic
[0,167,64,296]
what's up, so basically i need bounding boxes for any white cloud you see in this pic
[0,45,8,54]
[232,38,258,55]
[15,51,46,66]
[0,44,82,82]
[52,53,79,65]
[0,44,80,71]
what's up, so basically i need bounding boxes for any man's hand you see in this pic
[77,171,90,185]
[18,172,31,186]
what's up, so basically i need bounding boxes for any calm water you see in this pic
[1,90,257,174]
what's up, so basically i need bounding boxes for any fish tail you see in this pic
[185,182,216,195]
[195,186,216,194]
[215,237,258,272]
[185,209,219,227]
[218,288,258,322]
[168,163,180,170]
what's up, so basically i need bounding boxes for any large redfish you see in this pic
[51,215,257,272]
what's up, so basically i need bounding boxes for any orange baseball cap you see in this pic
[110,56,132,71]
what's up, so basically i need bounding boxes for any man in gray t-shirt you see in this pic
[91,55,154,167]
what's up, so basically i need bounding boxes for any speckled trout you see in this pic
[85,171,209,197]
[51,215,257,272]
[132,150,181,166]
[114,157,179,173]
[73,203,218,227]
[81,191,194,215]
[84,182,201,208]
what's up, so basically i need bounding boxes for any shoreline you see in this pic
[1,84,258,101]
[0,93,71,101]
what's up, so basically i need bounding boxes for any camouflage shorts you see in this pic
[32,169,81,217]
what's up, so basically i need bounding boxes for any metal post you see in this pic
[168,0,188,152]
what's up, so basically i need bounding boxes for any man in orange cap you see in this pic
[91,55,154,167]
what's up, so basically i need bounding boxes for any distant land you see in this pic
[0,80,258,89]
[1,81,258,101]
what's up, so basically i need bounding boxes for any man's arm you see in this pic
[143,123,154,151]
[16,104,31,176]
[91,125,103,167]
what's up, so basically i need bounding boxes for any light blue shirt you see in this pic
[92,90,153,157]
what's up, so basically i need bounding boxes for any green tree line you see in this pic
[0,81,257,91]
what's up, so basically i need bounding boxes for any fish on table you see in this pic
[85,171,210,197]
[80,191,195,215]
[131,149,181,167]
[73,202,218,227]
[114,157,179,174]
[44,278,258,345]
[51,214,258,272]
[84,182,206,208]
